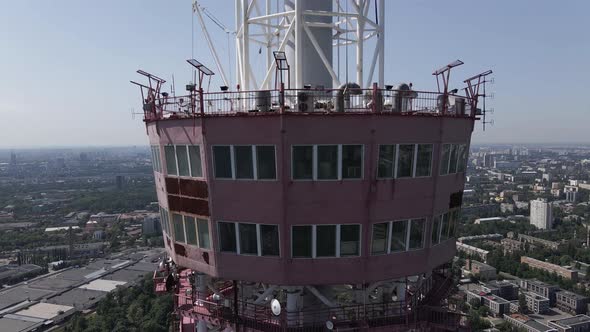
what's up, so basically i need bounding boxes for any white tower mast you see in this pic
[198,0,386,90]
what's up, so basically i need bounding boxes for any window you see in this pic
[377,145,395,178]
[449,144,459,173]
[260,224,279,256]
[292,226,313,258]
[292,224,361,258]
[213,146,232,178]
[188,146,203,177]
[165,146,177,175]
[159,206,170,235]
[256,146,277,179]
[371,223,389,254]
[409,219,425,249]
[440,144,451,175]
[378,144,433,178]
[219,222,237,252]
[440,213,450,242]
[431,215,441,245]
[239,223,258,255]
[234,146,254,179]
[293,146,313,179]
[218,222,280,256]
[415,144,433,177]
[214,145,277,180]
[164,145,202,178]
[185,216,198,246]
[342,145,363,179]
[397,144,414,178]
[173,214,185,243]
[197,219,210,249]
[390,220,408,252]
[457,144,468,173]
[151,146,162,173]
[293,144,364,180]
[372,218,428,255]
[316,225,337,257]
[317,146,338,180]
[176,146,190,176]
[449,209,461,238]
[340,224,360,256]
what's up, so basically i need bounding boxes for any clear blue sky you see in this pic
[0,0,588,147]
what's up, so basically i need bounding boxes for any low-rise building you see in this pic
[523,291,550,314]
[481,280,519,301]
[502,238,524,254]
[555,291,589,315]
[466,290,511,317]
[504,313,557,332]
[456,242,489,263]
[518,234,560,250]
[520,280,559,306]
[521,256,578,281]
[548,315,590,332]
[466,259,497,280]
[474,217,505,224]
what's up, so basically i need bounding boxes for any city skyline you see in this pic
[1,0,589,146]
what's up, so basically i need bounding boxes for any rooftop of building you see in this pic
[550,314,590,327]
[556,290,588,300]
[484,280,517,288]
[141,88,478,122]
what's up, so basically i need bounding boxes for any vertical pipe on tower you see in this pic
[356,1,364,88]
[242,0,250,91]
[378,0,385,88]
[235,0,242,89]
[294,1,303,88]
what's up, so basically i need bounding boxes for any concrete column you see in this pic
[196,273,208,332]
[396,281,406,302]
[286,287,301,327]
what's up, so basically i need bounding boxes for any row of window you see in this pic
[371,219,426,255]
[213,145,277,180]
[218,222,280,256]
[151,146,162,173]
[164,145,203,178]
[431,210,460,245]
[215,217,457,258]
[292,224,361,258]
[292,145,364,180]
[159,206,170,234]
[377,144,432,178]
[150,143,468,179]
[172,213,211,249]
[440,144,468,175]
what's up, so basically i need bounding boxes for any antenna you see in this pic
[463,70,494,129]
[187,59,215,90]
[270,299,281,316]
[433,60,464,114]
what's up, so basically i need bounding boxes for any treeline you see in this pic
[60,274,173,332]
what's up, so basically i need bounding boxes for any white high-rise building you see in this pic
[530,199,553,230]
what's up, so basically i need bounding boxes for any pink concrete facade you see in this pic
[148,113,473,285]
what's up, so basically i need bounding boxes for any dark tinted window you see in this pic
[316,225,336,257]
[234,146,254,179]
[219,222,237,252]
[239,223,258,255]
[292,226,312,257]
[260,224,279,256]
[213,146,232,178]
[293,146,313,179]
[256,146,276,179]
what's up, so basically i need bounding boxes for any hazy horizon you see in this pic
[1,0,589,147]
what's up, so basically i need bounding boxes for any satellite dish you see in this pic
[326,321,334,330]
[270,299,281,316]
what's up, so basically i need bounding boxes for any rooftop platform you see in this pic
[141,88,477,122]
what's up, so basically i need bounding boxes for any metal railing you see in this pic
[170,269,465,330]
[142,86,476,121]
